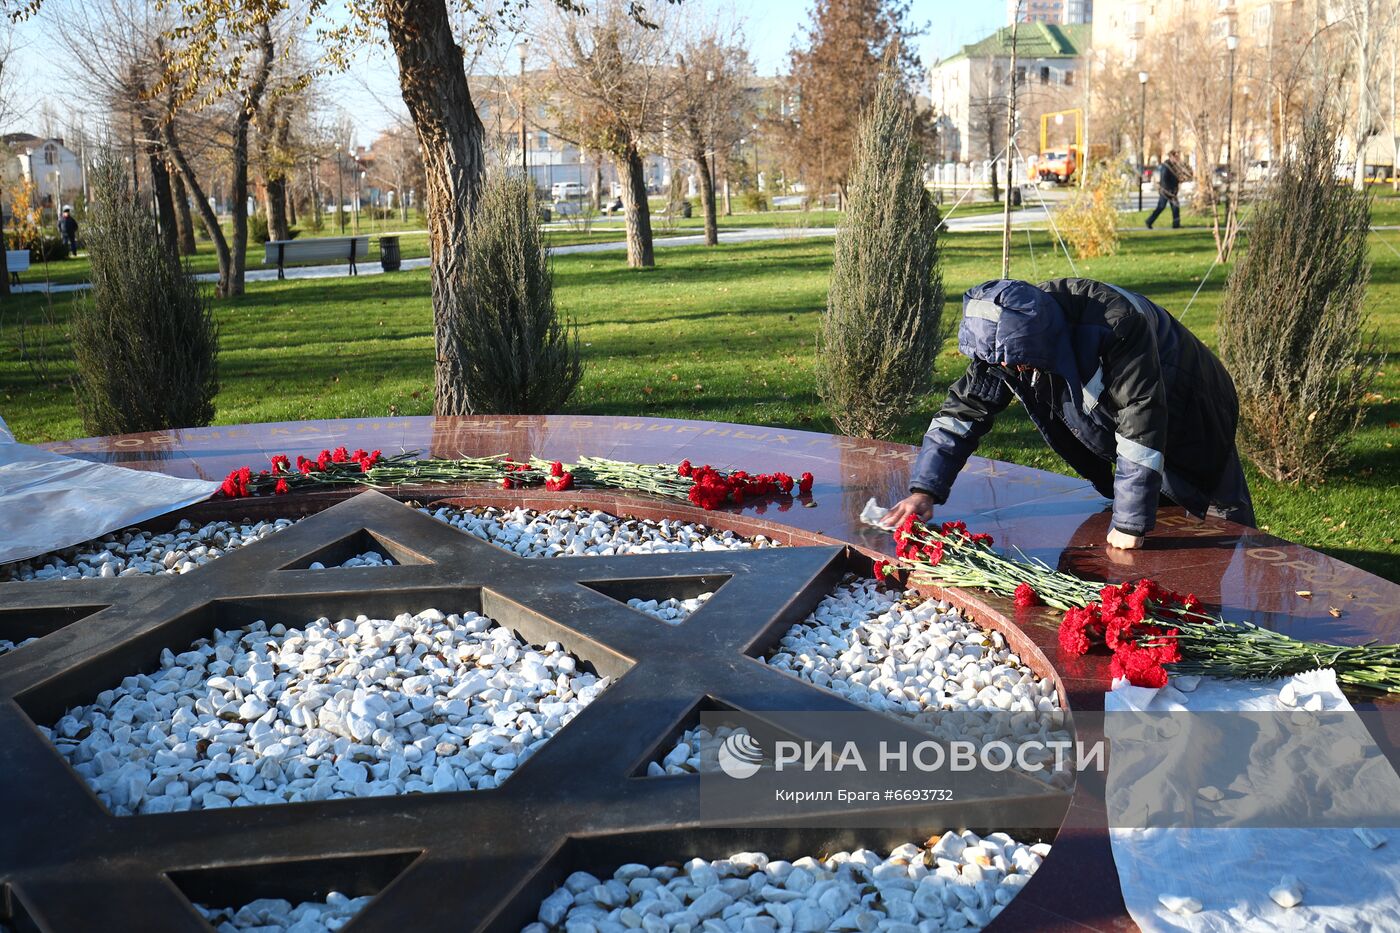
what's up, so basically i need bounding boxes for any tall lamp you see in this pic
[1138,70,1149,212]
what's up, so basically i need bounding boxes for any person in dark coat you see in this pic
[1145,150,1191,229]
[882,278,1254,550]
[58,207,79,257]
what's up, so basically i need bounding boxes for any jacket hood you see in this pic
[958,279,1081,389]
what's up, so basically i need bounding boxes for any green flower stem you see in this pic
[895,524,1400,695]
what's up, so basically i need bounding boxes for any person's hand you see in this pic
[880,492,934,529]
[1106,527,1145,550]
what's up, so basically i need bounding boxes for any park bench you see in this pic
[263,235,370,280]
[6,249,29,286]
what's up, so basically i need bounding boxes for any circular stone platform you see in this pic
[5,414,1398,933]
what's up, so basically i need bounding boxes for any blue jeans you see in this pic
[1146,194,1179,228]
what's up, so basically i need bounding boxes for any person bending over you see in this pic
[882,278,1254,550]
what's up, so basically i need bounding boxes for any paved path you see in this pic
[4,204,1076,295]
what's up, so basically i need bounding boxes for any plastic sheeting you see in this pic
[1106,672,1400,932]
[0,425,218,566]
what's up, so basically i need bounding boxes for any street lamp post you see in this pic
[336,152,346,234]
[355,168,364,236]
[1225,34,1238,201]
[1138,70,1149,212]
[751,123,760,192]
[518,41,530,181]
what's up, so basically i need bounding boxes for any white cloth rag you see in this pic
[860,497,890,527]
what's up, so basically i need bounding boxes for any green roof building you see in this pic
[929,24,1089,164]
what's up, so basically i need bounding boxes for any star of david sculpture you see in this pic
[0,491,1065,931]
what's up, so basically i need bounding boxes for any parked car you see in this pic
[551,182,587,199]
[551,200,583,216]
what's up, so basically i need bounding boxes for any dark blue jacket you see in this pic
[910,278,1240,536]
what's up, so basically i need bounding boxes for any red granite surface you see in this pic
[36,414,1400,932]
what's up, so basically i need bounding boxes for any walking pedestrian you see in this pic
[58,207,79,257]
[1145,151,1192,230]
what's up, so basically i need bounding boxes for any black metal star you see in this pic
[0,491,1065,932]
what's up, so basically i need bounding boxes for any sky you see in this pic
[2,0,1005,143]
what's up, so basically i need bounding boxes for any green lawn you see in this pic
[3,211,1397,581]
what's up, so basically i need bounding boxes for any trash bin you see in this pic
[539,206,552,223]
[379,235,401,272]
[1010,187,1023,207]
[681,201,692,219]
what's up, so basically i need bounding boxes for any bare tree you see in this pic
[368,121,425,224]
[0,28,23,297]
[1335,0,1400,189]
[541,0,676,268]
[671,23,752,246]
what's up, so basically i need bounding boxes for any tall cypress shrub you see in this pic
[71,152,219,434]
[817,67,944,439]
[1219,112,1377,484]
[449,163,582,413]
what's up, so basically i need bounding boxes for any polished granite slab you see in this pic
[30,414,1400,932]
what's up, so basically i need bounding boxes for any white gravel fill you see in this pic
[764,580,1059,719]
[0,636,38,658]
[194,891,371,933]
[42,608,609,815]
[626,593,714,625]
[0,518,296,582]
[648,723,755,776]
[423,505,779,558]
[527,835,1051,932]
[0,505,776,585]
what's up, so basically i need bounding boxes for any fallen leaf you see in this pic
[1329,607,1343,618]
[1296,590,1312,599]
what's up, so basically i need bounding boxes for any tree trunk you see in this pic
[148,147,178,257]
[164,121,231,284]
[226,23,276,296]
[0,201,9,297]
[693,147,717,246]
[287,186,298,227]
[1353,0,1371,192]
[264,175,289,241]
[590,158,603,211]
[380,0,486,415]
[617,144,654,267]
[723,175,731,215]
[171,170,197,256]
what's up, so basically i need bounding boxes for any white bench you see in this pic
[263,235,370,279]
[6,249,29,285]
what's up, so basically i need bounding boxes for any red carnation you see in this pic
[1110,642,1169,689]
[545,471,575,492]
[798,472,814,495]
[969,532,994,547]
[677,459,693,477]
[269,454,290,474]
[550,460,565,477]
[775,472,794,494]
[274,478,289,495]
[873,559,893,581]
[1058,608,1094,656]
[331,446,349,463]
[1014,583,1041,608]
